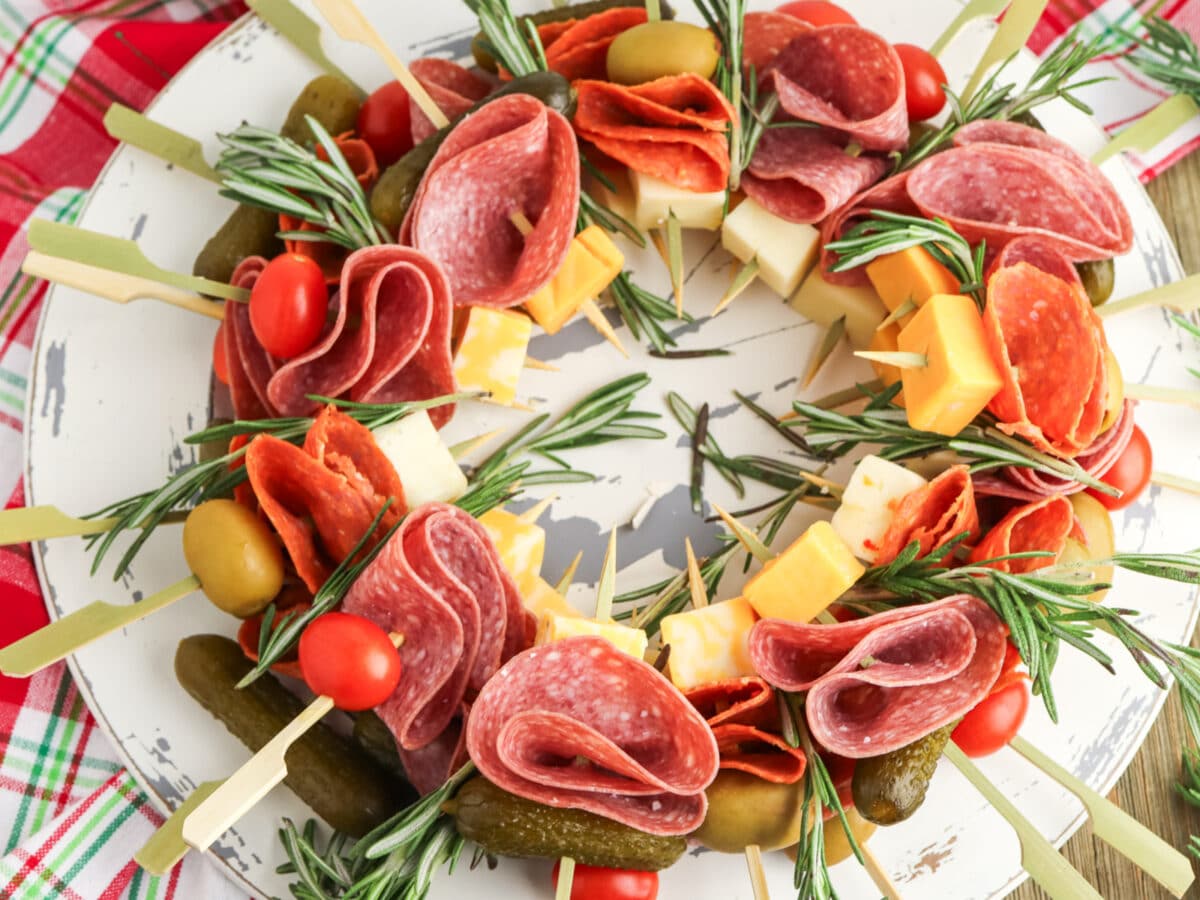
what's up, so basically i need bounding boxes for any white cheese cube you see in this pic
[660,597,758,691]
[830,455,928,564]
[631,170,727,232]
[537,614,648,659]
[721,197,820,298]
[371,410,467,508]
[790,269,889,350]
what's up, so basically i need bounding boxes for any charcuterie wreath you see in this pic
[14,0,1200,898]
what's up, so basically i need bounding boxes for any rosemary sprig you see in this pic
[1173,313,1200,380]
[606,271,684,354]
[666,391,744,495]
[693,0,748,186]
[462,0,543,78]
[895,30,1109,172]
[215,116,391,248]
[1121,16,1200,102]
[616,536,740,637]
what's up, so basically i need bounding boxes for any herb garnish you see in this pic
[1121,16,1200,105]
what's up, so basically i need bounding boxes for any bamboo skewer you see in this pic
[1151,471,1200,495]
[1123,382,1200,409]
[713,257,759,316]
[103,104,220,184]
[245,0,363,91]
[1096,273,1200,318]
[555,551,584,595]
[860,845,902,900]
[0,505,188,546]
[134,780,223,875]
[928,0,1008,58]
[959,0,1049,105]
[518,494,557,525]
[1093,95,1200,166]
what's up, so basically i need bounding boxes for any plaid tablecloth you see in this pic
[1,1,1198,897]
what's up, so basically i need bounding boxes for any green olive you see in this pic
[1075,258,1115,307]
[783,807,877,867]
[606,21,720,85]
[183,500,284,618]
[692,770,805,853]
[1059,492,1115,603]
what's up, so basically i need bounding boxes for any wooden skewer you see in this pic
[958,0,1049,105]
[555,551,584,595]
[744,843,770,900]
[1093,95,1199,166]
[927,0,1008,58]
[802,316,847,389]
[854,350,928,369]
[1152,471,1200,495]
[103,104,220,184]
[1123,382,1200,410]
[0,505,189,546]
[684,538,708,610]
[1096,273,1200,318]
[594,529,618,622]
[524,356,558,371]
[713,257,759,316]
[0,575,201,678]
[310,0,448,130]
[447,428,505,460]
[644,0,661,23]
[134,780,223,875]
[860,844,901,900]
[555,856,576,900]
[183,633,404,852]
[245,0,363,91]
[518,494,557,525]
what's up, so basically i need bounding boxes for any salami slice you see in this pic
[685,677,806,784]
[984,262,1108,457]
[743,11,811,73]
[874,465,978,565]
[818,171,917,285]
[988,236,1083,291]
[741,128,889,224]
[539,7,648,82]
[409,58,492,145]
[750,595,1006,758]
[403,94,579,308]
[224,257,276,420]
[967,494,1074,574]
[466,635,720,835]
[768,26,908,152]
[398,715,469,796]
[266,246,456,425]
[571,74,736,192]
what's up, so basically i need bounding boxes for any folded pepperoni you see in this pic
[224,257,277,420]
[968,495,1074,574]
[768,26,908,152]
[267,246,456,425]
[403,94,579,308]
[875,465,979,565]
[984,262,1108,457]
[409,58,492,145]
[572,74,736,192]
[750,596,1006,758]
[742,128,889,224]
[304,405,406,526]
[685,677,806,784]
[540,7,648,81]
[743,11,811,73]
[466,636,720,835]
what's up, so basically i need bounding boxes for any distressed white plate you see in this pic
[23,1,1200,898]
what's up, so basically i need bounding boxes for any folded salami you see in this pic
[743,11,810,73]
[572,74,736,192]
[409,58,492,145]
[403,94,579,309]
[685,677,806,784]
[266,245,456,425]
[984,262,1108,457]
[967,494,1074,574]
[819,171,917,285]
[988,235,1083,291]
[875,465,978,565]
[750,595,1006,758]
[466,635,720,835]
[225,257,277,421]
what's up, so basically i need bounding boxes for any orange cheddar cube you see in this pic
[869,322,905,405]
[743,521,864,622]
[524,226,624,334]
[865,247,960,325]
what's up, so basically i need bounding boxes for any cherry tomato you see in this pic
[249,253,327,359]
[1086,425,1153,511]
[775,1,857,26]
[298,612,402,711]
[356,81,413,168]
[952,679,1030,758]
[213,322,230,385]
[893,43,947,121]
[552,862,658,900]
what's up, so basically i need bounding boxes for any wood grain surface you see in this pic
[1008,153,1200,900]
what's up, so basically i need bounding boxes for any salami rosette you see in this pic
[875,465,979,565]
[224,257,277,420]
[967,494,1074,574]
[984,262,1108,457]
[402,94,579,309]
[466,635,720,835]
[685,677,807,784]
[743,11,811,72]
[818,171,917,285]
[409,58,492,145]
[750,596,1006,758]
[266,245,456,425]
[571,73,736,192]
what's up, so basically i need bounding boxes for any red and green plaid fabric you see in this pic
[2,0,1200,897]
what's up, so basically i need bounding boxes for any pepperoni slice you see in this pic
[875,465,979,565]
[540,7,648,82]
[409,58,492,145]
[685,677,807,784]
[967,495,1074,574]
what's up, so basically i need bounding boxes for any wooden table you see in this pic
[1009,154,1200,900]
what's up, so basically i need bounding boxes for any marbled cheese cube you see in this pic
[660,597,758,690]
[631,170,727,231]
[453,307,531,406]
[478,508,545,598]
[790,269,888,349]
[537,614,648,659]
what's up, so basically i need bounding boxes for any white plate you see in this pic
[23,2,1200,898]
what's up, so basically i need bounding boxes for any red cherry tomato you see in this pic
[775,1,857,26]
[1086,424,1153,511]
[248,253,327,359]
[952,679,1030,758]
[213,322,230,385]
[893,43,947,121]
[356,81,414,168]
[552,862,658,900]
[298,612,402,711]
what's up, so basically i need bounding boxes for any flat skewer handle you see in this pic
[134,780,224,875]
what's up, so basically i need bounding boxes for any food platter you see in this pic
[21,0,1200,898]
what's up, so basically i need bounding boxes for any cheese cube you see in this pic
[524,577,583,619]
[660,597,758,690]
[743,521,864,622]
[524,226,624,334]
[897,294,1004,437]
[478,508,545,598]
[591,165,637,228]
[538,614,648,659]
[866,247,960,324]
[631,170,727,231]
[830,455,928,563]
[453,307,531,406]
[371,410,466,507]
[721,197,820,298]
[869,322,905,404]
[790,269,889,349]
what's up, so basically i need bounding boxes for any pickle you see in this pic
[175,635,414,835]
[369,71,576,234]
[1076,258,1115,307]
[470,0,674,72]
[278,74,363,144]
[353,710,404,776]
[851,724,954,825]
[446,776,686,870]
[1011,111,1045,131]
